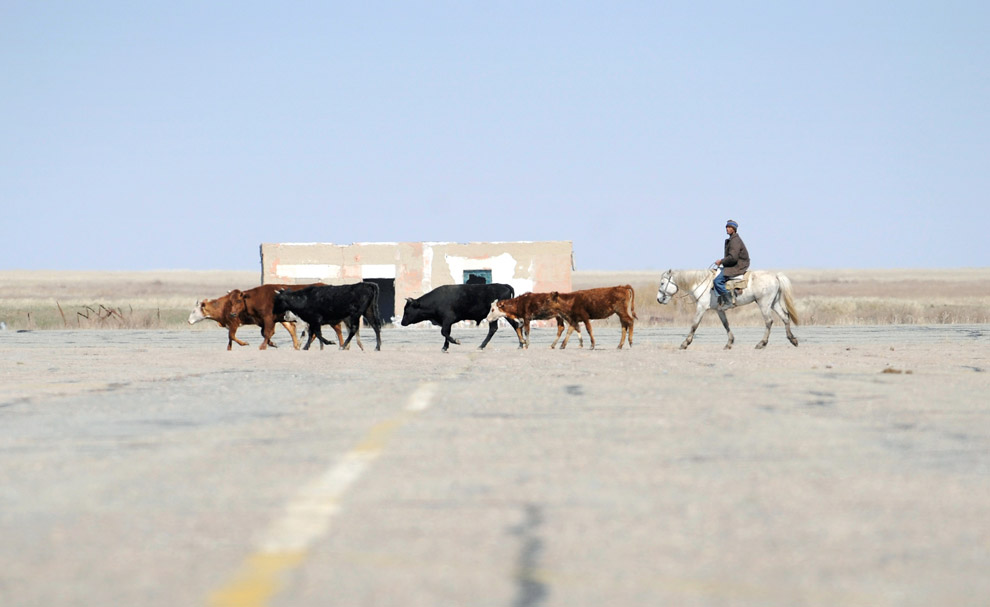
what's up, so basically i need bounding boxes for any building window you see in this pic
[463,270,492,284]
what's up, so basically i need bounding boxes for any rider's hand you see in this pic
[715,259,723,266]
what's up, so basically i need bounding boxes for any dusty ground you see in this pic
[1,324,989,606]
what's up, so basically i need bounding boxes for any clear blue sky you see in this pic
[2,2,987,271]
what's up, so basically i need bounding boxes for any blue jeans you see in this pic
[713,270,728,296]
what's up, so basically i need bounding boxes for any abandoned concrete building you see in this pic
[260,241,574,322]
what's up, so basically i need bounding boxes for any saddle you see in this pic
[725,272,751,293]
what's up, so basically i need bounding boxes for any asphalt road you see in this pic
[2,324,989,606]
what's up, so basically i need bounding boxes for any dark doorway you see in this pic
[364,278,396,324]
[463,270,492,284]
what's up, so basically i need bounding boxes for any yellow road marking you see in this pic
[205,382,438,606]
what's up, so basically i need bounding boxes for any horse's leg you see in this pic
[755,298,773,349]
[716,309,734,349]
[771,296,799,346]
[680,304,707,349]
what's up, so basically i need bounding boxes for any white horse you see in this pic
[656,268,800,350]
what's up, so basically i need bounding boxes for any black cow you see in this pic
[273,282,383,351]
[400,283,522,351]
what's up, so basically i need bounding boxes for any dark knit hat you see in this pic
[726,220,739,229]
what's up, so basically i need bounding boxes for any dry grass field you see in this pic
[1,268,988,331]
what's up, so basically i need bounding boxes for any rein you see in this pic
[660,270,714,304]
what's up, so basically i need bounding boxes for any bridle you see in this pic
[656,270,678,304]
[658,269,715,304]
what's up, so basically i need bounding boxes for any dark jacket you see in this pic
[722,233,750,278]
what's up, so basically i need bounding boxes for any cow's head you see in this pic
[486,300,509,323]
[283,310,309,335]
[400,297,423,326]
[228,290,247,318]
[272,288,290,315]
[189,294,230,325]
[189,290,242,325]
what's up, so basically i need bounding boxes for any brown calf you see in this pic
[549,285,637,350]
[486,292,581,349]
[189,283,346,351]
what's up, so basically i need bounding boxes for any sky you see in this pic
[2,2,988,271]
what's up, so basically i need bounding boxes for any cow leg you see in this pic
[330,322,345,347]
[227,325,249,350]
[340,315,361,350]
[560,323,577,349]
[367,316,382,352]
[506,317,523,349]
[309,323,339,351]
[618,312,634,349]
[516,320,529,349]
[478,320,499,350]
[303,327,319,350]
[347,319,366,352]
[261,326,278,349]
[259,319,278,350]
[282,321,301,350]
[440,322,459,351]
[550,318,564,349]
[584,319,596,350]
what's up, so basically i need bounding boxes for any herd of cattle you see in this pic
[188,282,637,351]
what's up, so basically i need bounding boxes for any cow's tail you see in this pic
[366,281,383,328]
[777,273,799,325]
[626,285,638,320]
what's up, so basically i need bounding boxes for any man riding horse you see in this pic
[714,219,749,310]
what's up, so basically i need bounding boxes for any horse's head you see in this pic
[656,269,677,304]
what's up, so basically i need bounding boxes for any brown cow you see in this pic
[188,283,347,351]
[485,292,582,349]
[549,285,637,350]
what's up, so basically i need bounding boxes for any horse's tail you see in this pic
[625,285,638,320]
[777,273,799,325]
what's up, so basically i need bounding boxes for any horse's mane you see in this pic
[671,269,714,291]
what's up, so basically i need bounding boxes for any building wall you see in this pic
[260,241,573,319]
